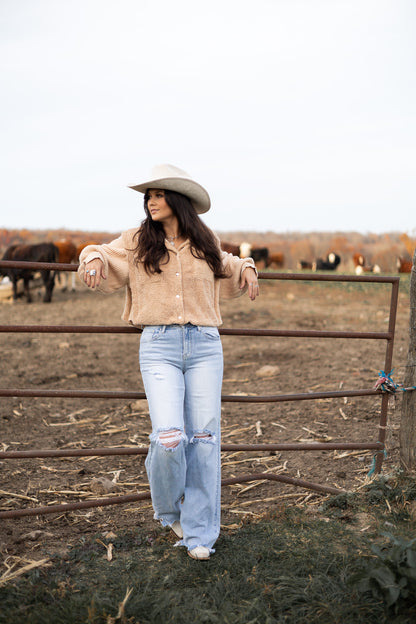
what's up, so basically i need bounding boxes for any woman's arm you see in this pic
[219,249,258,300]
[78,234,130,293]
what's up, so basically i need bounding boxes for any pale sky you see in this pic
[1,0,415,235]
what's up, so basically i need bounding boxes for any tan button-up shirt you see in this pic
[78,228,256,327]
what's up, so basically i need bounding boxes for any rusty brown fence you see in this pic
[0,259,401,519]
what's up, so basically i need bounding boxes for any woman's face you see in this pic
[146,189,175,224]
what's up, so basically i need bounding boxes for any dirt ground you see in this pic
[0,271,412,561]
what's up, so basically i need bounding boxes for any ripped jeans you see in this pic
[139,323,223,552]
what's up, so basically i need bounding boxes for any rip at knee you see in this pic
[190,430,216,444]
[157,429,184,449]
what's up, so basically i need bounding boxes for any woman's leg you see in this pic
[180,325,223,552]
[139,326,187,527]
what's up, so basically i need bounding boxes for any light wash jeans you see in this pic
[139,323,223,553]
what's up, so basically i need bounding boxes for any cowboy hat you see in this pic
[128,164,211,214]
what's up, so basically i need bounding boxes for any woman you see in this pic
[78,164,259,560]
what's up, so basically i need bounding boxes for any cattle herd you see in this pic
[224,241,412,276]
[0,239,97,303]
[0,237,414,303]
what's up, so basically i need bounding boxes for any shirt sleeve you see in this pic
[218,248,257,300]
[78,234,130,293]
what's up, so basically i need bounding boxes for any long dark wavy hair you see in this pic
[132,189,228,278]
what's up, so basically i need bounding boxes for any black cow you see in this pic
[313,252,341,271]
[251,247,269,267]
[0,243,58,302]
[239,242,270,267]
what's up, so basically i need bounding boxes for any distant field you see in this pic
[0,227,414,273]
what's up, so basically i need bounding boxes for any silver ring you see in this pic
[90,269,97,276]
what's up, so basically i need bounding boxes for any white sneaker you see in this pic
[171,521,183,538]
[188,546,210,560]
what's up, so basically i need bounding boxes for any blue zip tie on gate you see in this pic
[367,449,388,477]
[374,369,416,394]
[373,369,400,394]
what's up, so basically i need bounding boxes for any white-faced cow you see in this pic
[240,242,270,268]
[352,252,380,274]
[355,263,381,275]
[397,257,413,273]
[312,252,341,271]
[0,243,58,302]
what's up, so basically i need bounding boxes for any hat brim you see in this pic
[128,177,210,214]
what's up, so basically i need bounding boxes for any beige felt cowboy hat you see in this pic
[128,164,211,214]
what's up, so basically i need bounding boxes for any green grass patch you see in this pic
[2,474,416,623]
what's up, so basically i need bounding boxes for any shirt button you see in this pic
[178,315,182,320]
[176,272,180,276]
[176,294,180,298]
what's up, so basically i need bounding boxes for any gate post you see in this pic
[400,249,416,471]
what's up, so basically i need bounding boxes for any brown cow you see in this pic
[352,252,365,268]
[268,252,284,268]
[397,257,413,273]
[76,241,102,263]
[352,252,381,274]
[220,241,240,256]
[54,239,77,291]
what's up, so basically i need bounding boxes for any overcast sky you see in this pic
[1,0,415,235]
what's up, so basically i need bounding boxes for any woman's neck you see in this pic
[164,229,180,241]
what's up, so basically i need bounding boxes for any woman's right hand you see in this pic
[83,259,106,289]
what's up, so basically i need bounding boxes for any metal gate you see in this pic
[0,259,400,519]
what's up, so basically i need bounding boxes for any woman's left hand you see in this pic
[240,267,259,301]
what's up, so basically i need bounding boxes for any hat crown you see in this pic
[150,164,191,181]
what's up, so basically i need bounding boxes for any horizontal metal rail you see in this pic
[0,387,383,401]
[0,441,383,459]
[0,324,392,340]
[0,472,344,519]
[0,260,77,271]
[259,272,400,284]
[0,493,151,519]
[0,260,401,284]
